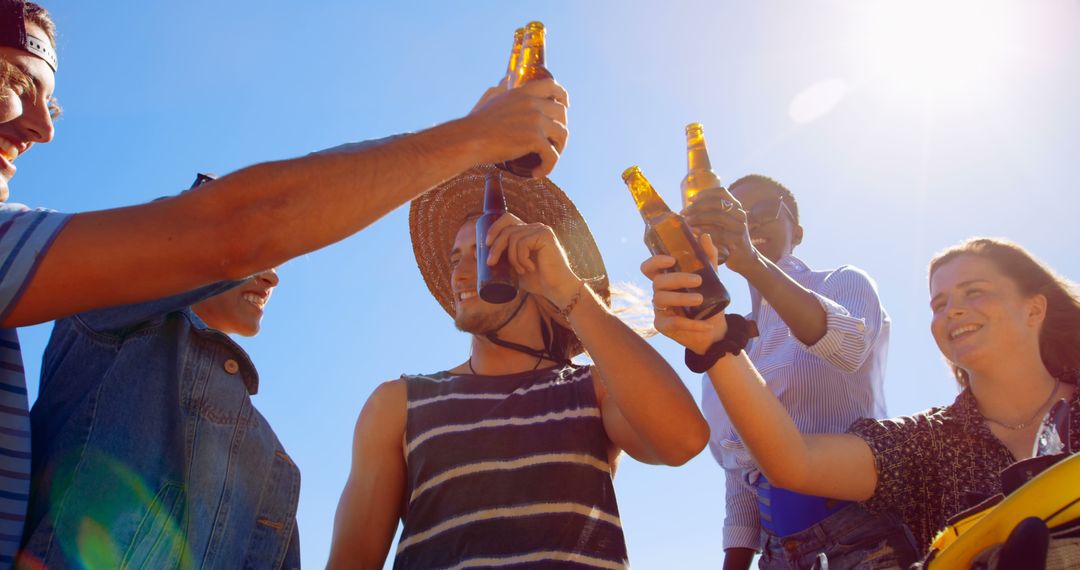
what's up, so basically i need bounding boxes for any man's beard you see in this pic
[454,298,523,335]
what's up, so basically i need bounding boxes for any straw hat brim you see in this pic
[409,164,609,357]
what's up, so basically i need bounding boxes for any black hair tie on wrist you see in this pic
[685,314,759,373]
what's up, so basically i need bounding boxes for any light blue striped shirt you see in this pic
[701,255,889,551]
[0,203,70,568]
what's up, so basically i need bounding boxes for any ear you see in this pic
[1026,293,1048,327]
[791,224,804,248]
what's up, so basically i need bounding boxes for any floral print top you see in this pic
[848,383,1080,551]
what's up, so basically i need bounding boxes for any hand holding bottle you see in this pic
[464,79,568,179]
[641,233,729,355]
[683,187,759,275]
[483,212,582,308]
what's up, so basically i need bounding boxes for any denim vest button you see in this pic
[224,359,240,374]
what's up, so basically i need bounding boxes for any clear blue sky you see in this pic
[14,1,1080,567]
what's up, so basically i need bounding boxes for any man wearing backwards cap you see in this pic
[0,1,566,565]
[328,166,710,569]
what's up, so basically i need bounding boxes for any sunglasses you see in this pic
[746,196,795,227]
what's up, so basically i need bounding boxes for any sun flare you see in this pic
[851,0,1021,99]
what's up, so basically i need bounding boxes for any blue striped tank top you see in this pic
[394,364,628,570]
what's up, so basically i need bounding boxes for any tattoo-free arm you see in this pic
[705,353,878,500]
[328,380,407,570]
[558,287,709,466]
[739,254,828,346]
[4,80,569,327]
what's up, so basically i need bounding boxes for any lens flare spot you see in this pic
[77,518,121,570]
[788,79,850,124]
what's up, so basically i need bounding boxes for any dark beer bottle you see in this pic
[505,27,524,89]
[681,122,729,263]
[622,165,731,320]
[497,21,553,178]
[476,171,517,303]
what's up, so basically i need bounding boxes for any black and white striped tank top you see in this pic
[393,364,629,569]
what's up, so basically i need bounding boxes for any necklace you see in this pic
[981,378,1061,431]
[468,353,544,375]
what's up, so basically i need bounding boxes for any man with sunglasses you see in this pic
[684,175,910,569]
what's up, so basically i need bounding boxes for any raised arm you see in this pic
[484,214,709,466]
[684,188,828,345]
[328,380,407,570]
[4,79,569,327]
[643,245,878,500]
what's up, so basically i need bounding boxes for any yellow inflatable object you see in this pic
[926,453,1080,568]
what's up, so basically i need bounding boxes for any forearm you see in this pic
[213,120,483,275]
[567,287,709,465]
[706,353,815,488]
[739,254,826,345]
[723,548,755,570]
[6,122,482,327]
[706,353,877,500]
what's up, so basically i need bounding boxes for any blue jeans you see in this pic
[759,503,918,570]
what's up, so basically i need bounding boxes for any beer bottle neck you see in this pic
[505,30,524,84]
[624,174,672,220]
[687,142,713,172]
[483,177,507,213]
[515,31,548,85]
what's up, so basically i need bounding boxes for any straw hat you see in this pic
[409,164,609,357]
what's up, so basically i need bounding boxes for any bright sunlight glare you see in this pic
[789,79,850,124]
[852,0,1020,100]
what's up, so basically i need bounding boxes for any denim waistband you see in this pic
[763,503,879,553]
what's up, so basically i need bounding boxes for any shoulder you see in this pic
[355,379,407,438]
[849,403,951,445]
[0,202,69,224]
[364,379,407,414]
[820,264,879,292]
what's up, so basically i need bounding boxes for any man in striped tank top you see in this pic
[328,166,710,569]
[681,175,917,569]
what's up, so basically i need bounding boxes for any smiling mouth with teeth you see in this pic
[242,292,268,309]
[0,138,19,162]
[949,324,981,340]
[457,291,478,303]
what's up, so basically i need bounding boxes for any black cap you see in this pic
[0,0,56,71]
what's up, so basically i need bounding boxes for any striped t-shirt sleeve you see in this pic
[0,203,70,568]
[0,203,72,321]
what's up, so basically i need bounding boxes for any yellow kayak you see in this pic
[926,453,1080,568]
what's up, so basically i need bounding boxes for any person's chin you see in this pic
[234,319,262,337]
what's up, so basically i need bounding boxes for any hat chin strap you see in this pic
[483,293,572,368]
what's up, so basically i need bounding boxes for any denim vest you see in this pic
[22,283,300,569]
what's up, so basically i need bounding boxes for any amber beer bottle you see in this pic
[622,166,731,320]
[476,171,517,303]
[681,122,729,263]
[504,28,524,89]
[497,21,552,177]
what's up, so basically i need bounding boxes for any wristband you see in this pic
[685,315,759,373]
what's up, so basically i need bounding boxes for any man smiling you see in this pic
[24,172,300,565]
[329,167,709,569]
[684,174,912,569]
